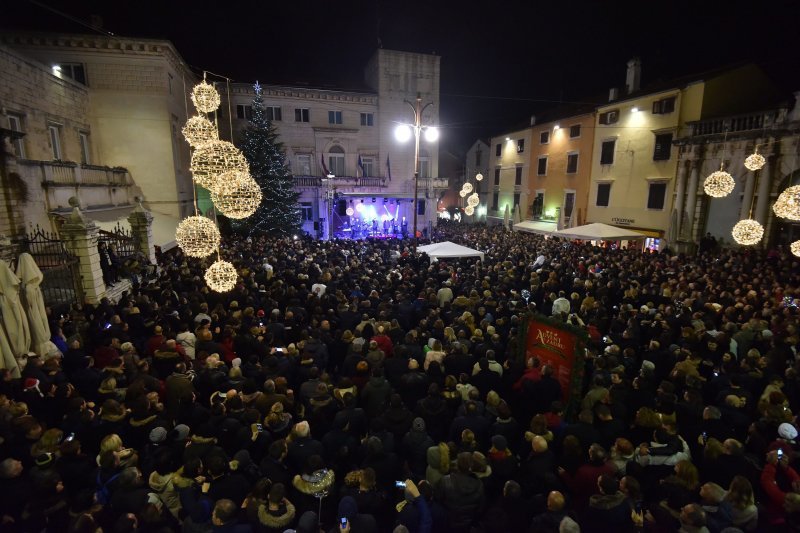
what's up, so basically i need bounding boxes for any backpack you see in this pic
[95,470,122,505]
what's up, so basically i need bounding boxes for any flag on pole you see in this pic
[321,154,330,176]
[358,155,365,177]
[386,154,392,181]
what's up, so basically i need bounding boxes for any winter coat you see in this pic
[361,377,392,419]
[257,500,296,533]
[435,471,485,531]
[149,471,182,518]
[584,492,632,532]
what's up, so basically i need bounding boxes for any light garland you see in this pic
[182,115,218,148]
[744,150,766,171]
[175,215,220,258]
[475,173,483,181]
[462,182,473,194]
[190,140,249,191]
[731,219,764,246]
[211,172,262,219]
[703,168,735,198]
[204,259,237,293]
[773,185,800,221]
[791,240,800,258]
[191,80,221,113]
[464,205,475,216]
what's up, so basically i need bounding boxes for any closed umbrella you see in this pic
[556,209,565,231]
[513,203,522,225]
[503,204,510,230]
[16,253,50,356]
[0,261,31,360]
[667,209,679,245]
[0,322,18,377]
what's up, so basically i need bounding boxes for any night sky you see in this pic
[7,0,800,154]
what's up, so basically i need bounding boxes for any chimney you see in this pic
[608,87,619,102]
[625,58,641,94]
[530,115,537,126]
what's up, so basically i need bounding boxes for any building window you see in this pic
[537,156,547,176]
[569,124,581,138]
[653,133,673,161]
[513,192,520,208]
[540,131,550,144]
[300,202,314,221]
[596,183,611,207]
[328,145,345,176]
[652,97,676,114]
[475,150,482,166]
[7,114,25,158]
[361,157,374,177]
[360,113,374,126]
[267,106,282,121]
[517,139,525,153]
[566,152,579,174]
[647,182,667,210]
[600,140,616,165]
[236,105,253,120]
[328,111,343,125]
[296,154,311,175]
[515,166,522,185]
[79,132,91,164]
[599,110,619,125]
[495,143,501,157]
[295,108,310,122]
[48,125,62,160]
[532,191,544,219]
[55,63,86,85]
[419,150,430,178]
[494,168,500,186]
[491,192,499,211]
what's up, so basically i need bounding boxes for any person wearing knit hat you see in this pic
[171,424,190,441]
[779,423,798,442]
[149,426,168,444]
[491,435,508,452]
[412,417,426,432]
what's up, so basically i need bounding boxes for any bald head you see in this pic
[547,491,565,511]
[532,435,548,453]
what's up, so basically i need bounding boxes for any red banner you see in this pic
[524,317,579,401]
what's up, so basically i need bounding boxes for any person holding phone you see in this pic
[761,449,800,526]
[335,495,377,532]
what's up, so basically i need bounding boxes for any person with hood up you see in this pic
[434,452,485,532]
[425,442,450,487]
[584,474,633,532]
[403,418,435,479]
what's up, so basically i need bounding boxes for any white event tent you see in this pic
[417,241,485,261]
[550,222,646,241]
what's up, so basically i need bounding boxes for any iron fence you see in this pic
[17,226,82,312]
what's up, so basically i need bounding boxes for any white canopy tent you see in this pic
[550,222,647,241]
[513,220,557,235]
[417,241,485,262]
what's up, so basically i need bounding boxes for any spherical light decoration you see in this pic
[190,140,249,191]
[467,194,480,207]
[703,170,735,198]
[211,173,262,219]
[464,205,475,216]
[744,151,765,171]
[773,185,800,221]
[191,80,221,113]
[459,190,467,198]
[791,240,800,258]
[346,207,354,216]
[475,173,483,181]
[204,259,237,293]
[462,182,473,194]
[355,203,365,213]
[731,219,764,246]
[182,115,218,148]
[175,216,220,258]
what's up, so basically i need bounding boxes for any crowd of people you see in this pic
[1,221,799,533]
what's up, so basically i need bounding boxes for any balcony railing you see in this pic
[18,160,132,186]
[292,175,388,188]
[688,110,780,137]
[416,177,449,189]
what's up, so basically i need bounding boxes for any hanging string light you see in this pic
[191,77,221,113]
[791,240,800,258]
[211,172,262,219]
[475,173,483,181]
[465,205,475,216]
[175,216,220,258]
[462,182,473,194]
[467,194,480,207]
[744,147,765,171]
[182,115,218,148]
[773,185,800,221]
[190,140,249,191]
[731,219,764,246]
[704,165,735,198]
[205,258,237,293]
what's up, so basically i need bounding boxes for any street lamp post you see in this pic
[396,93,438,253]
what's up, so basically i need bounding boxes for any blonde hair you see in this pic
[100,434,123,454]
[437,442,450,474]
[725,475,755,510]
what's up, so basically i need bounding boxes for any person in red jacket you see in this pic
[558,443,615,511]
[761,449,800,526]
[372,326,394,359]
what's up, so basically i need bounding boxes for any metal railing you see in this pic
[18,160,132,186]
[689,110,780,137]
[17,226,82,311]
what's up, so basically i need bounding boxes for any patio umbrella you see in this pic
[513,204,522,225]
[667,209,679,245]
[16,253,50,356]
[567,208,577,229]
[556,209,565,231]
[503,204,510,230]
[0,322,17,377]
[0,260,31,360]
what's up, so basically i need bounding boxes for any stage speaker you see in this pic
[417,199,426,215]
[337,200,347,216]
